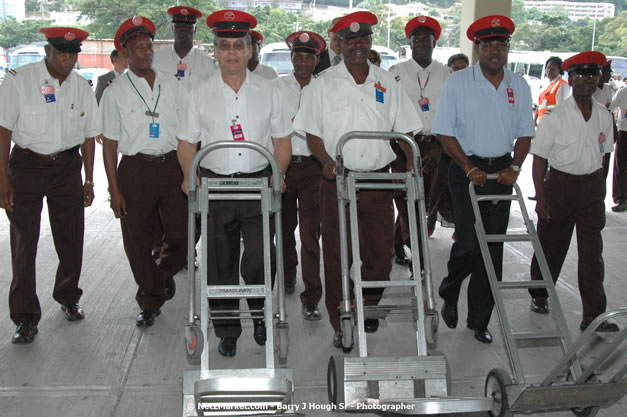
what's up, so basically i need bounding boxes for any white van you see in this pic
[259,42,292,76]
[8,45,46,70]
[371,45,398,70]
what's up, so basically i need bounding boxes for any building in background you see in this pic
[524,1,615,21]
[1,0,25,22]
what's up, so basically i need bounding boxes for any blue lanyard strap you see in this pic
[126,72,161,123]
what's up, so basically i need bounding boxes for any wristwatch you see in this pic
[510,164,520,172]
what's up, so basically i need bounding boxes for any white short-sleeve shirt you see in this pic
[152,46,217,91]
[389,58,449,135]
[177,71,292,174]
[610,86,627,132]
[0,60,98,154]
[592,83,613,109]
[98,69,185,156]
[273,73,310,156]
[293,62,423,171]
[253,63,279,80]
[530,96,614,175]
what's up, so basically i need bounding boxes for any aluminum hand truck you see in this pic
[469,174,627,417]
[182,141,294,416]
[327,131,493,414]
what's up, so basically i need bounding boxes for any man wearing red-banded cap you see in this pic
[247,30,279,80]
[293,11,422,351]
[389,15,450,271]
[177,10,292,358]
[432,15,534,344]
[0,27,98,344]
[528,51,619,333]
[152,6,217,89]
[274,31,326,320]
[99,16,188,328]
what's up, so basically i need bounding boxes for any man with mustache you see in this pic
[293,11,421,351]
[433,15,534,344]
[0,27,97,344]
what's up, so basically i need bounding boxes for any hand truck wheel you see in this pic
[327,355,345,406]
[485,368,513,417]
[184,324,203,365]
[425,310,439,350]
[341,318,353,353]
[275,321,289,366]
[571,406,600,417]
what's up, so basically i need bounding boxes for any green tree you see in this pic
[0,18,52,49]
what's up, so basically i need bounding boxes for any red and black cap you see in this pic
[405,16,441,40]
[206,10,257,38]
[330,11,378,40]
[286,31,326,55]
[168,6,202,24]
[251,30,264,44]
[563,51,606,74]
[466,15,515,42]
[40,27,89,53]
[114,16,156,51]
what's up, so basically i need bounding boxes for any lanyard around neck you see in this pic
[126,72,161,123]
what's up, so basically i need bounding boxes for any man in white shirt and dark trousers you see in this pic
[99,17,188,328]
[0,27,97,344]
[389,15,449,271]
[177,10,292,358]
[528,51,619,332]
[293,11,422,350]
[275,31,326,320]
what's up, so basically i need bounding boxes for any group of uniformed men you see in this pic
[0,6,622,355]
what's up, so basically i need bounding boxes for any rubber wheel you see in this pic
[425,310,439,350]
[327,355,344,406]
[571,407,600,417]
[276,322,289,366]
[341,318,353,353]
[184,325,203,365]
[485,368,513,417]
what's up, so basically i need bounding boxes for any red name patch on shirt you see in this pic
[507,88,515,104]
[374,83,386,93]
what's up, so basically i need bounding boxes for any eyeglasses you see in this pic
[572,73,600,80]
[216,40,247,51]
[479,41,509,51]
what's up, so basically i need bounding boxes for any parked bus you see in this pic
[8,44,46,70]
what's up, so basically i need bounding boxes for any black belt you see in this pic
[549,167,603,179]
[201,166,269,178]
[131,151,176,163]
[469,154,511,165]
[15,145,79,161]
[290,155,310,164]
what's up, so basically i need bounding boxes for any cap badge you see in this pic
[298,32,310,42]
[181,8,189,16]
[491,18,501,27]
[349,22,360,32]
[132,16,143,26]
[418,16,426,23]
[224,11,235,21]
[64,32,76,41]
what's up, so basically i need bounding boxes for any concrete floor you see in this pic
[0,154,626,417]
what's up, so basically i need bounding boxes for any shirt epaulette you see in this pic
[394,75,400,82]
[8,69,16,76]
[315,67,331,77]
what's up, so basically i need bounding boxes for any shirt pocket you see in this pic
[67,107,88,140]
[119,106,147,141]
[18,103,49,144]
[550,135,579,166]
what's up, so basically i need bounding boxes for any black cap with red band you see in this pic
[206,10,257,38]
[40,27,89,53]
[168,6,202,24]
[286,31,326,55]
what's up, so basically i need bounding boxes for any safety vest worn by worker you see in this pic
[537,77,568,123]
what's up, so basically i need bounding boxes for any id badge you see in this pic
[507,87,515,104]
[599,132,606,153]
[177,63,187,77]
[231,124,245,141]
[149,122,160,138]
[41,85,56,103]
[418,97,430,112]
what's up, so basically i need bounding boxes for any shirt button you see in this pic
[238,153,242,156]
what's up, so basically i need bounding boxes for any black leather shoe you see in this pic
[165,277,176,300]
[364,318,379,333]
[611,202,627,212]
[441,301,458,329]
[302,303,322,321]
[394,250,409,265]
[528,195,537,201]
[61,304,85,321]
[333,331,352,353]
[12,323,38,345]
[530,298,549,314]
[218,337,237,357]
[580,320,619,332]
[253,319,266,345]
[136,309,161,327]
[285,283,295,295]
[469,326,493,344]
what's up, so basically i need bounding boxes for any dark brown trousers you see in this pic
[282,156,322,305]
[7,146,84,325]
[117,153,188,311]
[320,172,394,331]
[613,130,627,204]
[530,168,607,324]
